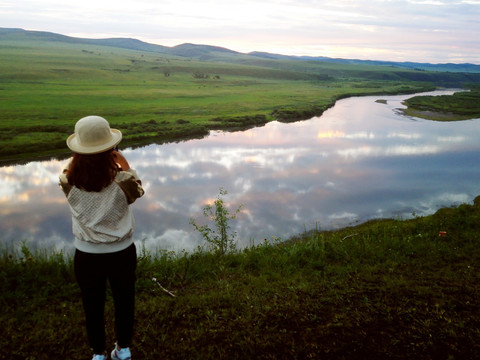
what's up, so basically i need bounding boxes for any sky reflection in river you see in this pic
[1,90,479,252]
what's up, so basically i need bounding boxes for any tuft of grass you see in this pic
[2,197,480,359]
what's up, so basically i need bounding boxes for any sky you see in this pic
[1,0,480,64]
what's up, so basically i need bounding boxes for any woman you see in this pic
[59,115,144,360]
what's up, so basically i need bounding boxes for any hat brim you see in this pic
[66,129,122,154]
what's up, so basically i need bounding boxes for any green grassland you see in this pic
[2,197,479,359]
[0,38,465,162]
[402,88,480,121]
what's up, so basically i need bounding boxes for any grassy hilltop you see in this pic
[2,28,480,162]
[1,197,480,359]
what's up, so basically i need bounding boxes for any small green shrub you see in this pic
[190,188,242,255]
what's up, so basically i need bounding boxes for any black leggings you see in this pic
[74,243,137,354]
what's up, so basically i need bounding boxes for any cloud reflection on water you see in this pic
[1,90,479,253]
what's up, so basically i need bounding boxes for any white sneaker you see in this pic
[111,344,131,360]
[92,355,106,360]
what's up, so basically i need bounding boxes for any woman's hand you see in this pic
[112,150,131,171]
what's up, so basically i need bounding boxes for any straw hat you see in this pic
[66,116,122,154]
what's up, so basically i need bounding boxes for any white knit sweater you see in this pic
[59,168,144,253]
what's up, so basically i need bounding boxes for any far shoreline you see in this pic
[400,88,480,121]
[400,108,479,121]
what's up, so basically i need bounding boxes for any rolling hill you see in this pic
[1,27,479,73]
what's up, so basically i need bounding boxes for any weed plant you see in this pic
[189,188,243,255]
[1,196,480,359]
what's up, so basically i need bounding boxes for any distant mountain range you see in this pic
[1,27,479,73]
[249,52,480,74]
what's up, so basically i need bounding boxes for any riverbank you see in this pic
[2,196,479,359]
[401,88,480,121]
[0,84,436,165]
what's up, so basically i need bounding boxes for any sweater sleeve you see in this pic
[115,169,145,204]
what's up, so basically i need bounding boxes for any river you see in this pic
[1,90,479,252]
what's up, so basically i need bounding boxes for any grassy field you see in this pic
[402,88,480,121]
[0,39,447,162]
[1,196,479,359]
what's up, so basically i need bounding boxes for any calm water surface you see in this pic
[1,90,479,252]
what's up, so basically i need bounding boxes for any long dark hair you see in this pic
[66,150,119,192]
